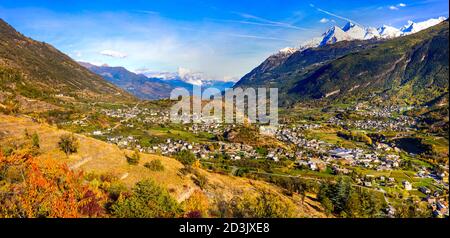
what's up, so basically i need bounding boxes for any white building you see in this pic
[403,181,412,191]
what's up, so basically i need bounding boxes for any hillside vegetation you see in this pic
[0,114,326,218]
[0,19,134,107]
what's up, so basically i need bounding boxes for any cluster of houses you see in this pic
[328,115,416,132]
[354,175,397,188]
[187,123,226,136]
[326,104,417,131]
[269,125,406,172]
[106,135,139,149]
[275,126,331,153]
[101,107,170,124]
[352,104,416,117]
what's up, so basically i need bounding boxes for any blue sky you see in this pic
[0,0,448,80]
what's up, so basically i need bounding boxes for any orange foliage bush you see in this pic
[182,190,210,218]
[0,152,106,218]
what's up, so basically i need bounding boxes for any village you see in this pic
[327,104,418,131]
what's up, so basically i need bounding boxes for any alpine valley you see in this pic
[0,5,448,221]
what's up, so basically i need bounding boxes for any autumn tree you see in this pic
[182,190,210,218]
[58,134,79,156]
[126,150,140,165]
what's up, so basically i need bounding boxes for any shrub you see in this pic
[58,134,79,156]
[256,147,268,156]
[110,179,182,218]
[182,190,210,218]
[231,190,297,218]
[1,146,14,157]
[107,182,128,201]
[193,173,208,190]
[179,166,195,176]
[126,150,140,165]
[175,150,197,166]
[144,159,164,171]
[99,172,119,183]
[31,132,40,149]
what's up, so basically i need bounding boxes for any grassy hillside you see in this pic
[0,19,135,106]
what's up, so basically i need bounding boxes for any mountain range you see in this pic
[280,17,447,56]
[80,63,235,100]
[234,18,449,107]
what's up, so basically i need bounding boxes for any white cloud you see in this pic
[100,50,128,58]
[387,3,406,10]
[319,18,330,23]
[389,6,399,10]
[222,76,239,82]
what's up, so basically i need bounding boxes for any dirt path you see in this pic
[69,157,92,170]
[120,173,129,180]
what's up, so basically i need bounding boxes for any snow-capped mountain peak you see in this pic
[279,47,297,55]
[364,27,381,40]
[342,22,367,40]
[377,25,402,39]
[321,26,352,45]
[400,16,447,34]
